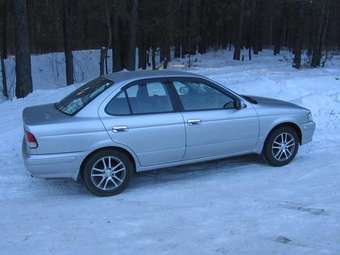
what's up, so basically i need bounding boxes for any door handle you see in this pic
[187,119,201,125]
[112,126,128,132]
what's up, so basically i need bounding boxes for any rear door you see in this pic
[99,78,186,167]
[169,77,259,160]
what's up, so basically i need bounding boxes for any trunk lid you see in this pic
[23,103,72,126]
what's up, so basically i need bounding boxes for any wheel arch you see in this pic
[265,122,302,146]
[77,146,137,181]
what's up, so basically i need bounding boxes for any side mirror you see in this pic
[234,99,246,110]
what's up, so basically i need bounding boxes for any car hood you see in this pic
[243,95,308,111]
[23,103,72,126]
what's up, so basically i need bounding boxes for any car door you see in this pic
[170,77,259,160]
[99,78,186,166]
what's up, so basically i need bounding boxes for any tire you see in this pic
[263,126,299,167]
[82,149,133,196]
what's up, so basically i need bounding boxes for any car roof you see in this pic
[104,70,202,83]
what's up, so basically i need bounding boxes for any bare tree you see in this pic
[14,0,33,98]
[62,0,74,85]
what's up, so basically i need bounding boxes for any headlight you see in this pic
[307,112,313,121]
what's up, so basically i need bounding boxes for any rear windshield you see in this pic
[55,77,113,115]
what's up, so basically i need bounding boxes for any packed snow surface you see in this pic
[0,50,340,254]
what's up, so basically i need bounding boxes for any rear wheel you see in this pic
[263,126,299,166]
[82,150,133,196]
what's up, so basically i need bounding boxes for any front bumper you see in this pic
[300,121,316,144]
[22,139,84,180]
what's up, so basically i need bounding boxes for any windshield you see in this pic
[56,77,113,115]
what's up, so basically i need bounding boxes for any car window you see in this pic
[125,82,173,114]
[147,82,167,96]
[125,85,138,97]
[173,80,235,111]
[56,77,113,115]
[106,91,131,115]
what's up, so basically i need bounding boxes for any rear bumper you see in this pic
[300,121,316,144]
[22,139,84,180]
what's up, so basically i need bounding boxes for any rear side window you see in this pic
[106,91,130,115]
[56,77,113,115]
[106,81,174,115]
[127,82,173,114]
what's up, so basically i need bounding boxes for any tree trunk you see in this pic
[112,10,121,72]
[274,0,285,55]
[250,0,257,56]
[198,0,207,54]
[62,0,74,85]
[163,58,168,69]
[233,0,245,60]
[174,42,181,58]
[14,0,33,98]
[311,0,330,67]
[138,46,147,69]
[146,49,150,67]
[1,0,8,60]
[128,0,138,70]
[160,43,166,63]
[100,47,107,76]
[0,57,8,98]
[104,0,112,74]
[293,1,305,69]
[138,31,147,69]
[1,0,8,97]
[151,46,156,70]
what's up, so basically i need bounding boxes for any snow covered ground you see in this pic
[0,50,340,254]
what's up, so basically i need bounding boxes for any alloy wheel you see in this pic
[90,156,127,191]
[271,132,296,162]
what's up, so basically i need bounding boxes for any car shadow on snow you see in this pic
[128,154,267,190]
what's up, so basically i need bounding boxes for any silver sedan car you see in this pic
[22,71,315,196]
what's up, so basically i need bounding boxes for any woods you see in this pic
[1,0,340,98]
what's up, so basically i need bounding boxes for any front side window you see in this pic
[173,80,235,111]
[56,77,113,115]
[106,81,174,115]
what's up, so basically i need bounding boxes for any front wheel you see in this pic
[82,150,133,196]
[263,126,299,167]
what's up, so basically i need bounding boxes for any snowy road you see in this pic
[1,51,340,254]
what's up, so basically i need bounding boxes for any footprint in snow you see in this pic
[280,202,328,216]
[275,236,292,244]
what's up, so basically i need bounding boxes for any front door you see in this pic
[100,79,185,166]
[170,78,259,160]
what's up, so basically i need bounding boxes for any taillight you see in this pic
[25,131,38,149]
